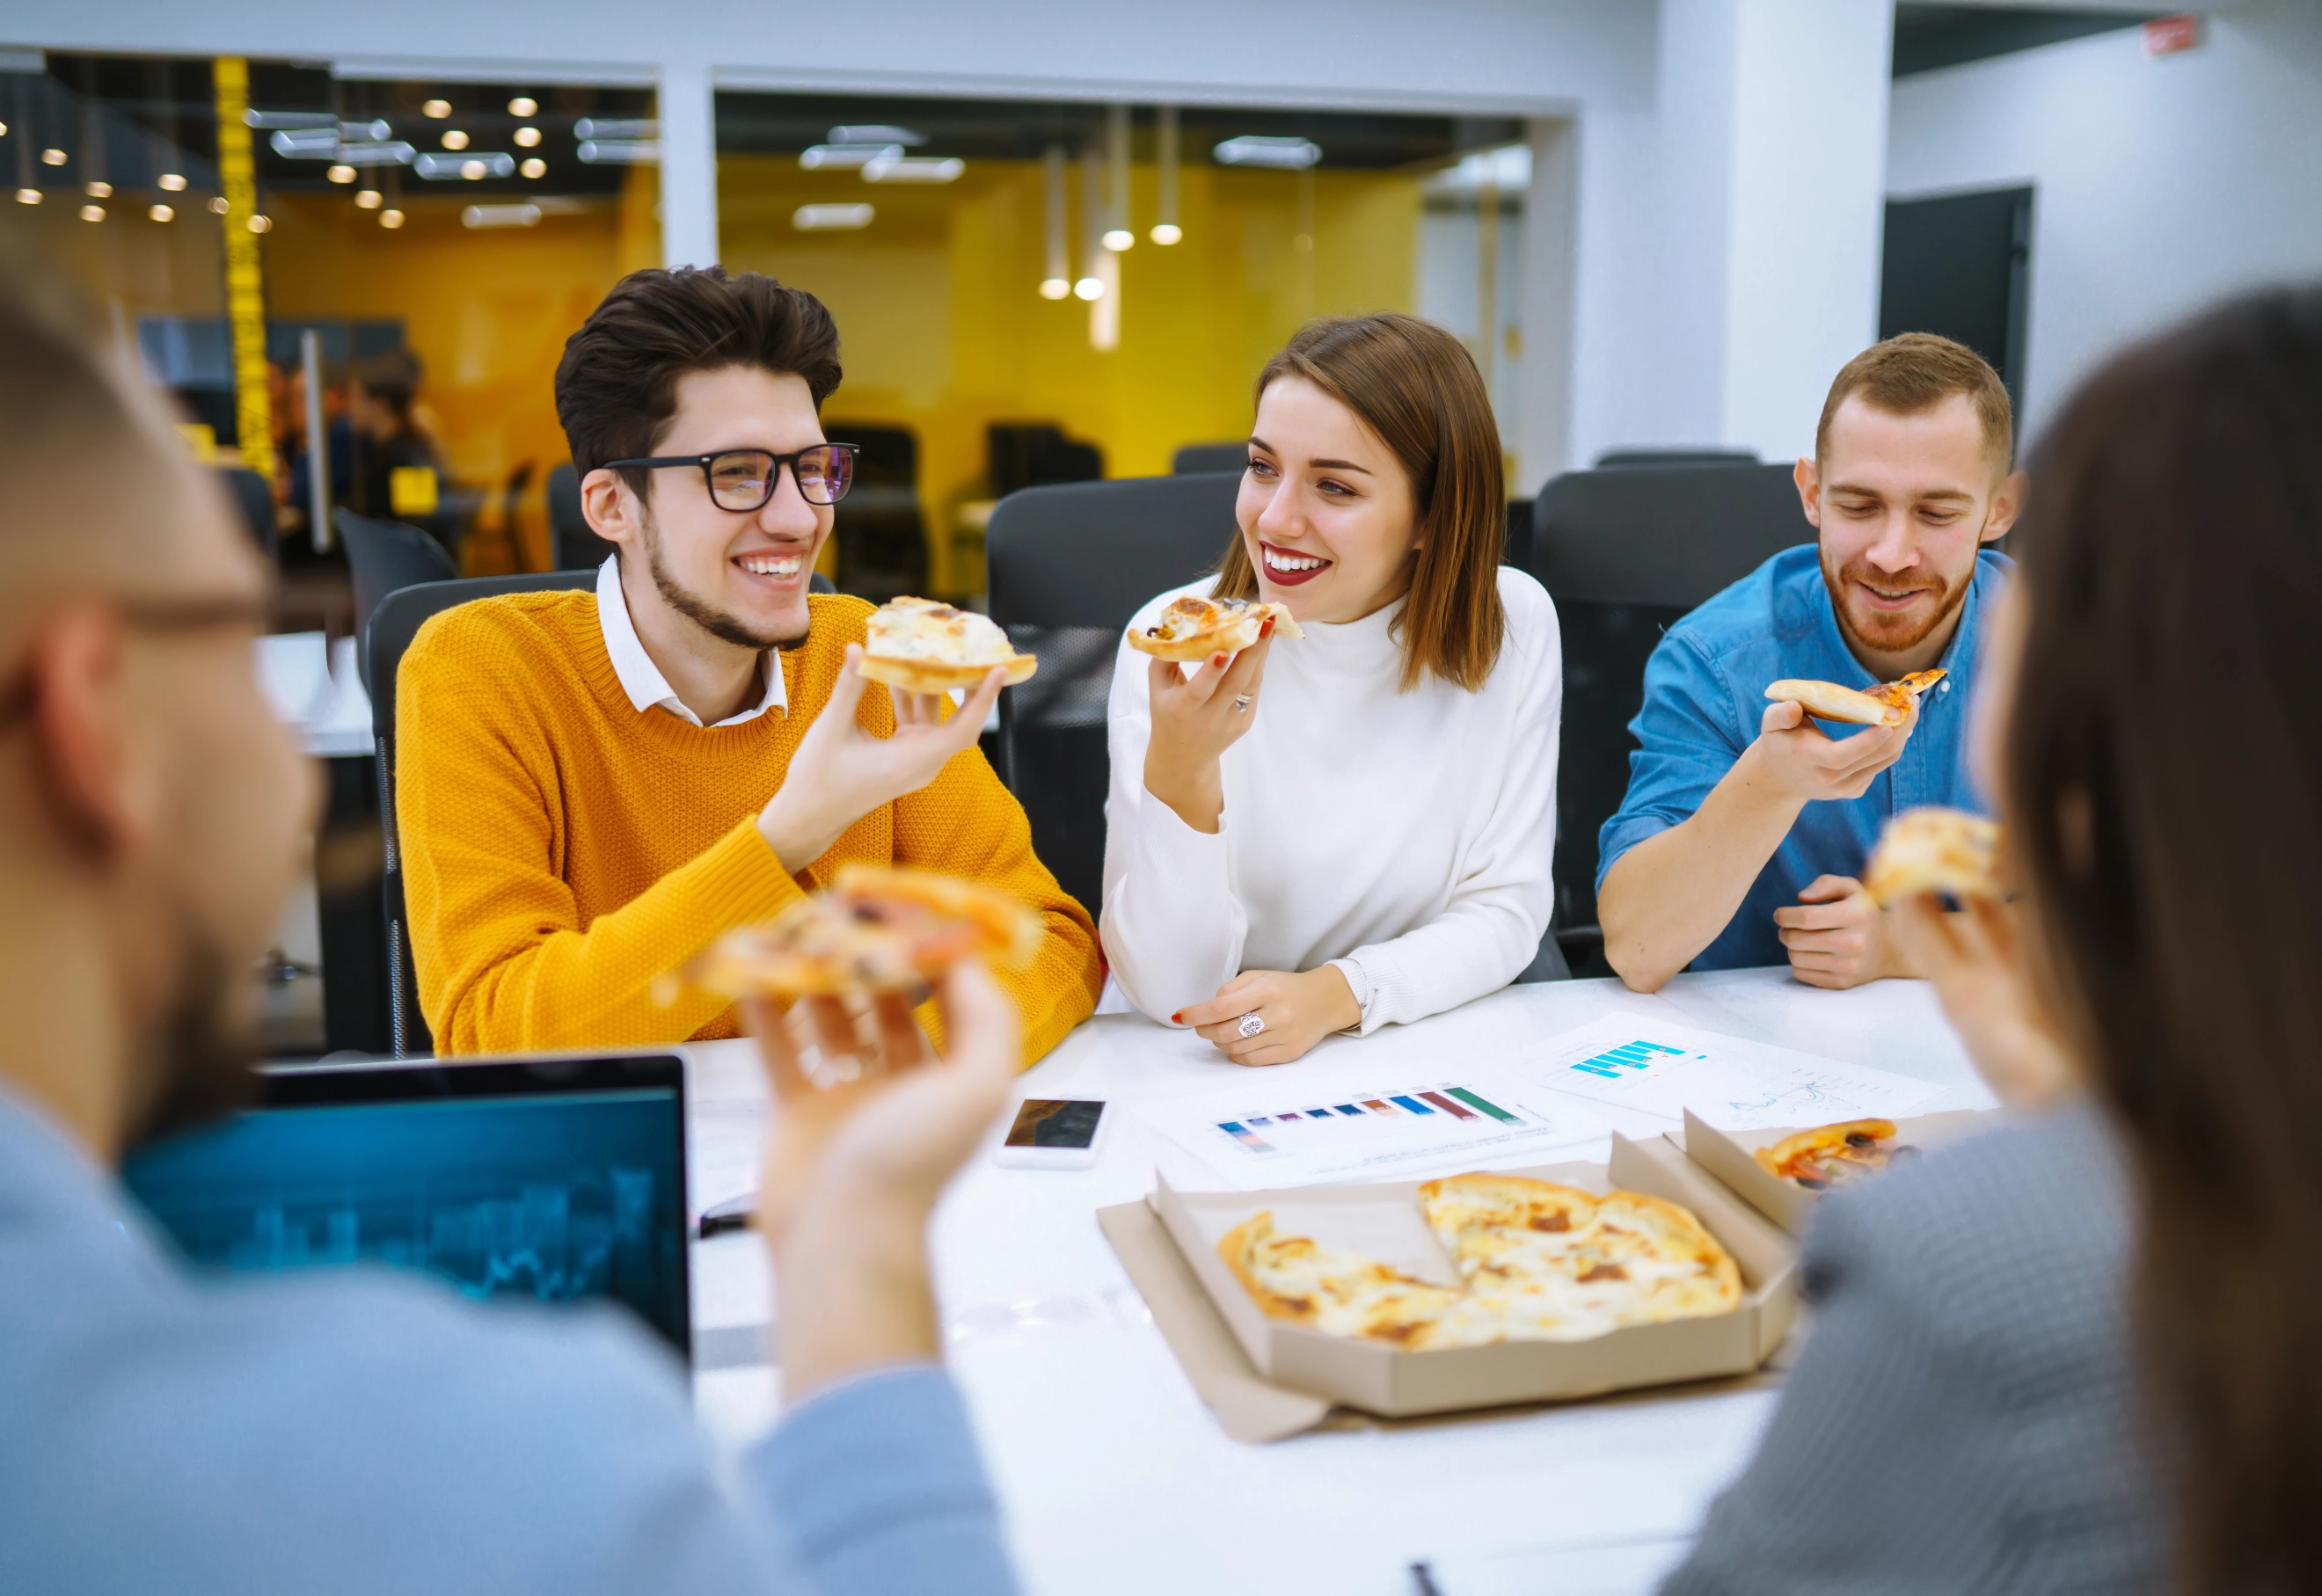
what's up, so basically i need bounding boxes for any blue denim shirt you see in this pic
[1596,543,2009,972]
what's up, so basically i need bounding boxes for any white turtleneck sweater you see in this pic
[1099,567,1561,1035]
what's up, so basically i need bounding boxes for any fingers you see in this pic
[1761,700,1807,734]
[825,644,871,725]
[1176,979,1263,1030]
[869,988,933,1073]
[952,667,1006,738]
[742,995,813,1103]
[801,993,862,1065]
[935,958,1025,1078]
[1219,634,1272,698]
[1794,874,1862,905]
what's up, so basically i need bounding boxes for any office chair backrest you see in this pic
[547,462,622,571]
[1530,461,1814,940]
[368,572,597,1056]
[337,508,459,694]
[1172,441,1249,476]
[1592,448,1761,470]
[219,467,276,558]
[985,473,1242,918]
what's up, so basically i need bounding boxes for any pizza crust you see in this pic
[858,596,1039,695]
[1863,806,2002,907]
[1126,594,1304,662]
[1765,667,1946,728]
[855,652,1039,694]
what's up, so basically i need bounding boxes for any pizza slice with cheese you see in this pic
[858,595,1039,694]
[1126,594,1304,662]
[1765,667,1946,728]
[1217,1212,1464,1345]
[1863,805,2004,907]
[1752,1118,1919,1191]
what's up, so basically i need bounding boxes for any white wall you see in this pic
[1888,1,2322,440]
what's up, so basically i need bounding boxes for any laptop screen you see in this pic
[122,1055,690,1359]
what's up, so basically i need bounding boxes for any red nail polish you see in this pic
[1261,618,1274,637]
[1170,1011,1183,1024]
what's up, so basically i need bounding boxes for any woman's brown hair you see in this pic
[1214,313,1508,692]
[2004,286,2322,1593]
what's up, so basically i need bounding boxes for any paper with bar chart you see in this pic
[1511,1013,1945,1133]
[1136,1065,1611,1189]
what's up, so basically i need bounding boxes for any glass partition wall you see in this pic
[712,94,1529,605]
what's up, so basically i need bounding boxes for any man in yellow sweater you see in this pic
[395,266,1101,1059]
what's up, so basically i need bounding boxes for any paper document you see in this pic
[1137,1065,1610,1190]
[1512,1014,1944,1133]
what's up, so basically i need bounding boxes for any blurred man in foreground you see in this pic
[0,262,1021,1593]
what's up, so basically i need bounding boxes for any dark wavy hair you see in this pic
[554,266,842,501]
[2005,284,2322,1594]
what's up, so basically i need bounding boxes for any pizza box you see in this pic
[1142,1132,1798,1422]
[1681,1107,2002,1237]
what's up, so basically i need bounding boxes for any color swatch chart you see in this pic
[1139,1067,1609,1190]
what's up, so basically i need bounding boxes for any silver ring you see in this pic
[1232,694,1254,714]
[1237,1010,1266,1038]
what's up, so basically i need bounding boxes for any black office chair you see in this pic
[1171,441,1249,476]
[547,462,621,571]
[336,508,458,695]
[367,572,597,1056]
[1593,448,1762,470]
[985,473,1243,921]
[1530,461,1814,971]
[827,424,928,602]
[218,466,276,558]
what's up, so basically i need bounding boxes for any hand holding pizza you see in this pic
[757,643,1005,870]
[1140,624,1275,834]
[1740,697,1917,806]
[1175,963,1360,1066]
[1888,890,2079,1109]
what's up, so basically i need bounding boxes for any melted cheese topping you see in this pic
[864,596,1019,667]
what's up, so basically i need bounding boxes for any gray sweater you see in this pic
[1661,1099,2165,1594]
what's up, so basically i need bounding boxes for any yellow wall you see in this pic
[264,170,659,572]
[719,153,1420,594]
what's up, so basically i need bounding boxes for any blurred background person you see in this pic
[1665,283,2322,1594]
[346,349,444,531]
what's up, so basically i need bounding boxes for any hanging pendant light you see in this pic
[1040,144,1070,299]
[1150,106,1181,244]
[1101,103,1132,251]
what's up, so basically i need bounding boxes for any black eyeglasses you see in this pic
[603,445,859,510]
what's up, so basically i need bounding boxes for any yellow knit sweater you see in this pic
[394,589,1102,1060]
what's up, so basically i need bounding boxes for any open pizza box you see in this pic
[1137,1132,1797,1425]
[1680,1108,2002,1237]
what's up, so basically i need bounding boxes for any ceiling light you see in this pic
[414,151,514,179]
[355,189,383,208]
[41,148,65,166]
[208,195,230,215]
[0,121,7,138]
[514,126,540,148]
[800,142,892,171]
[14,188,39,206]
[327,164,356,184]
[507,96,537,117]
[423,99,451,118]
[577,139,658,165]
[1039,278,1070,301]
[84,180,112,199]
[247,215,272,233]
[792,202,873,230]
[245,110,333,130]
[380,208,405,229]
[463,202,541,229]
[1150,222,1182,245]
[861,153,962,184]
[80,204,104,222]
[330,141,416,167]
[519,157,546,179]
[573,117,655,140]
[149,202,174,222]
[158,172,186,192]
[461,159,486,180]
[1101,227,1133,251]
[1213,135,1321,171]
[441,129,470,150]
[829,123,925,147]
[1074,276,1103,301]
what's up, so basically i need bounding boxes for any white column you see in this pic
[1513,117,1579,494]
[658,57,719,270]
[1565,0,1892,468]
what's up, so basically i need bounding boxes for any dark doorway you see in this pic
[1880,186,2034,429]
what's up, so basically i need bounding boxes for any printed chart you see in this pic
[1513,1013,1946,1133]
[1138,1066,1610,1189]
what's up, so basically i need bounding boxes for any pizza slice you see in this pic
[857,596,1039,694]
[1764,667,1946,728]
[670,864,1043,1002]
[1217,1211,1464,1345]
[1751,1118,1920,1191]
[1126,594,1305,662]
[1863,805,2003,907]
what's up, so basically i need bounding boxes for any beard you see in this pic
[639,506,809,652]
[120,932,260,1155]
[1820,546,1972,657]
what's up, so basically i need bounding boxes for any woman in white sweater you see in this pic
[1100,313,1561,1065]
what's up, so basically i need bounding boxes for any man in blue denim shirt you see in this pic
[0,262,1021,1595]
[1597,336,2025,990]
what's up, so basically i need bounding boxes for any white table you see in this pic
[685,969,1993,1596]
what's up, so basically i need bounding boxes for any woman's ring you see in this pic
[1237,1010,1266,1038]
[1232,694,1254,713]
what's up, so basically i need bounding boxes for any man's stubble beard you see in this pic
[639,504,809,652]
[1820,545,1972,659]
[121,927,260,1155]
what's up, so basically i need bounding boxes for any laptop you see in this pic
[121,1053,691,1361]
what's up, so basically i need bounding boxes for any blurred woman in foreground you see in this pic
[1665,287,2322,1592]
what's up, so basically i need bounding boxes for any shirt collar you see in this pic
[595,554,786,728]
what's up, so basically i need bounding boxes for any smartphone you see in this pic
[993,1098,1107,1170]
